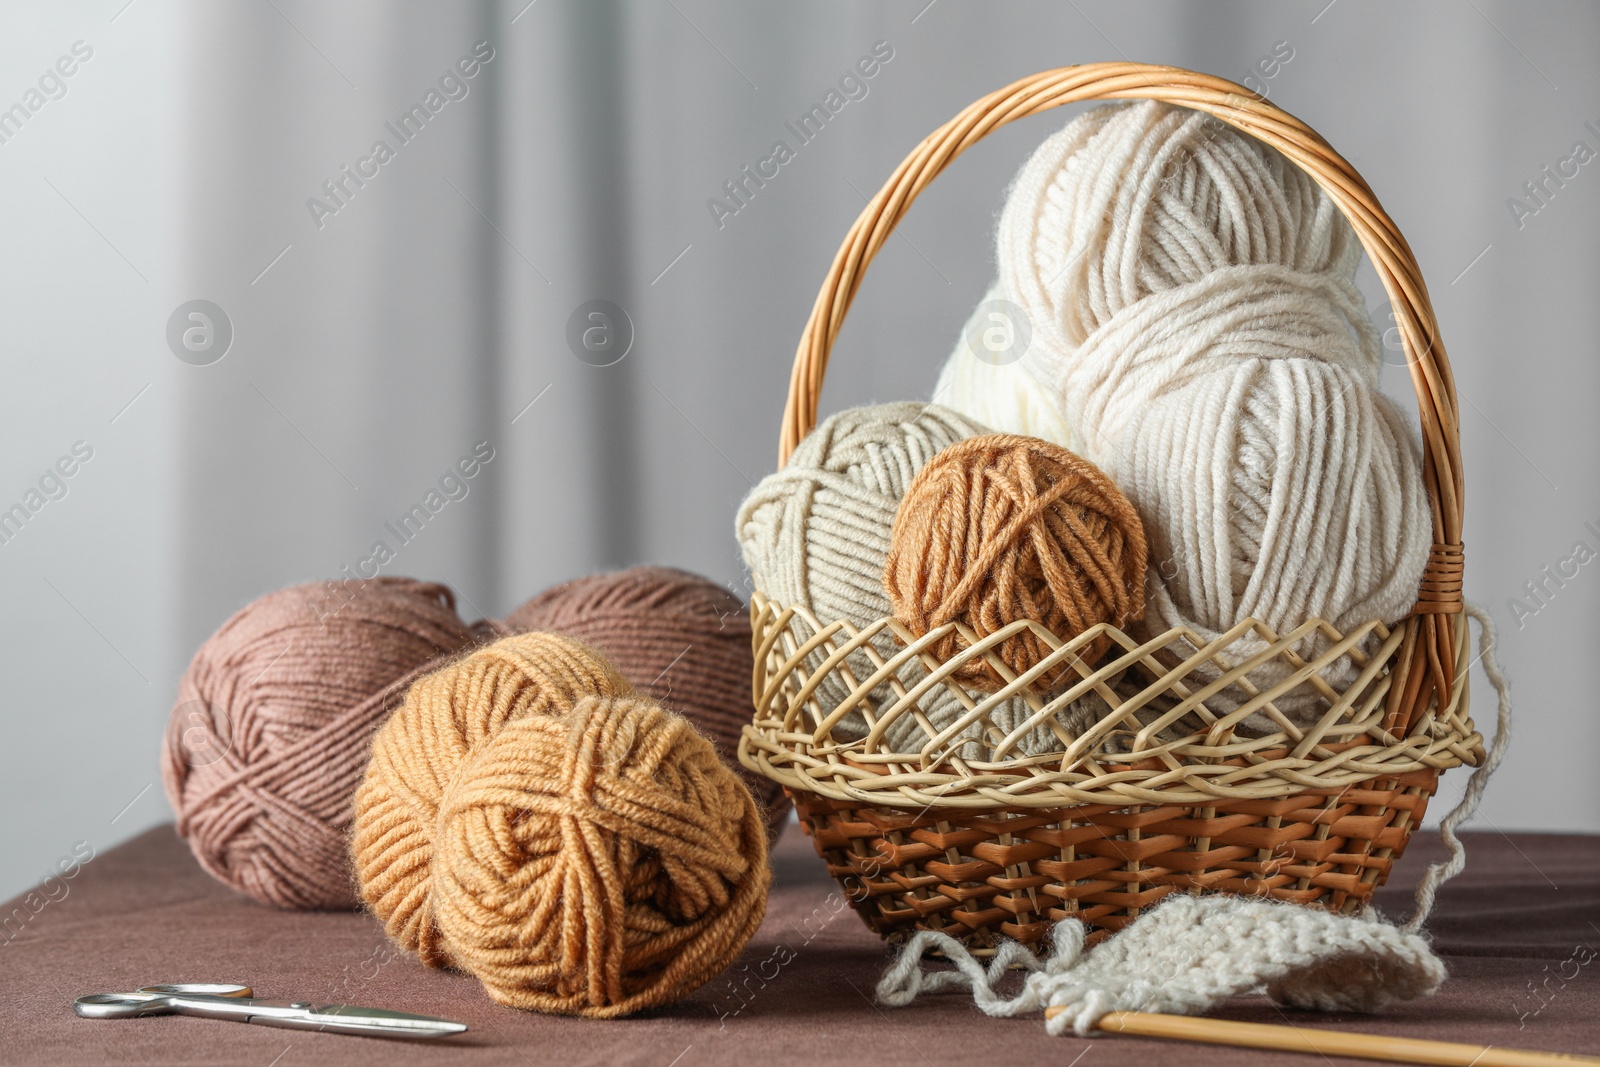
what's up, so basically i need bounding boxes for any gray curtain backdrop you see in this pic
[2,0,1596,900]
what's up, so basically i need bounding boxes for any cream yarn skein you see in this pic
[949,101,1431,728]
[738,402,1064,755]
[1000,101,1375,356]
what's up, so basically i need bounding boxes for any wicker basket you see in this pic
[738,63,1485,950]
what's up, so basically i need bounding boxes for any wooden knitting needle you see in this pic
[1041,1008,1600,1066]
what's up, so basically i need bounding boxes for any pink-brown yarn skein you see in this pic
[503,566,790,837]
[161,578,478,910]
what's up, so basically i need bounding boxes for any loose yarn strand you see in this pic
[1404,601,1513,933]
[876,926,1059,1016]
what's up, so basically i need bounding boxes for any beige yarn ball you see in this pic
[353,632,630,963]
[737,402,1091,756]
[353,635,769,1018]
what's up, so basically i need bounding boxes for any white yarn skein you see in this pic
[875,892,1445,1037]
[737,402,1080,755]
[1002,102,1369,351]
[940,101,1374,436]
[957,100,1431,727]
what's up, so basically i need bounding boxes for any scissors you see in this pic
[74,983,467,1040]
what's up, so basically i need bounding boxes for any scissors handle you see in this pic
[74,985,253,1019]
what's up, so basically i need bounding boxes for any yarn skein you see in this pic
[352,631,629,962]
[503,565,790,838]
[884,434,1146,692]
[946,101,1431,726]
[999,101,1376,363]
[740,403,991,748]
[161,578,479,910]
[738,402,1084,756]
[434,695,769,1017]
[355,635,769,1017]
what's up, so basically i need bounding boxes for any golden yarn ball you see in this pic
[883,433,1147,691]
[352,631,629,963]
[352,632,769,1017]
[433,693,769,1017]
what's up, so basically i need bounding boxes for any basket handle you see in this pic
[776,62,1464,717]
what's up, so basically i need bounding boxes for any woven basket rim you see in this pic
[741,594,1482,810]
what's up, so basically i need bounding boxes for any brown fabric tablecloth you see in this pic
[2,823,1596,1065]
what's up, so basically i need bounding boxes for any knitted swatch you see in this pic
[877,893,1444,1036]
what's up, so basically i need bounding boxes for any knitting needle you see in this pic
[1040,1008,1600,1066]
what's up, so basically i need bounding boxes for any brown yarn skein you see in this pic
[503,565,790,838]
[434,694,769,1016]
[883,434,1147,691]
[161,578,478,910]
[355,635,769,1017]
[352,632,629,962]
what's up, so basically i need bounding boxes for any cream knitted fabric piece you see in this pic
[876,893,1445,1037]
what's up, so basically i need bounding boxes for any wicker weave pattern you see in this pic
[791,772,1437,946]
[740,63,1478,948]
[743,596,1480,809]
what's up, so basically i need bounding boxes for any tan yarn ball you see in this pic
[352,632,629,964]
[883,434,1147,691]
[352,632,769,1017]
[433,693,769,1017]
